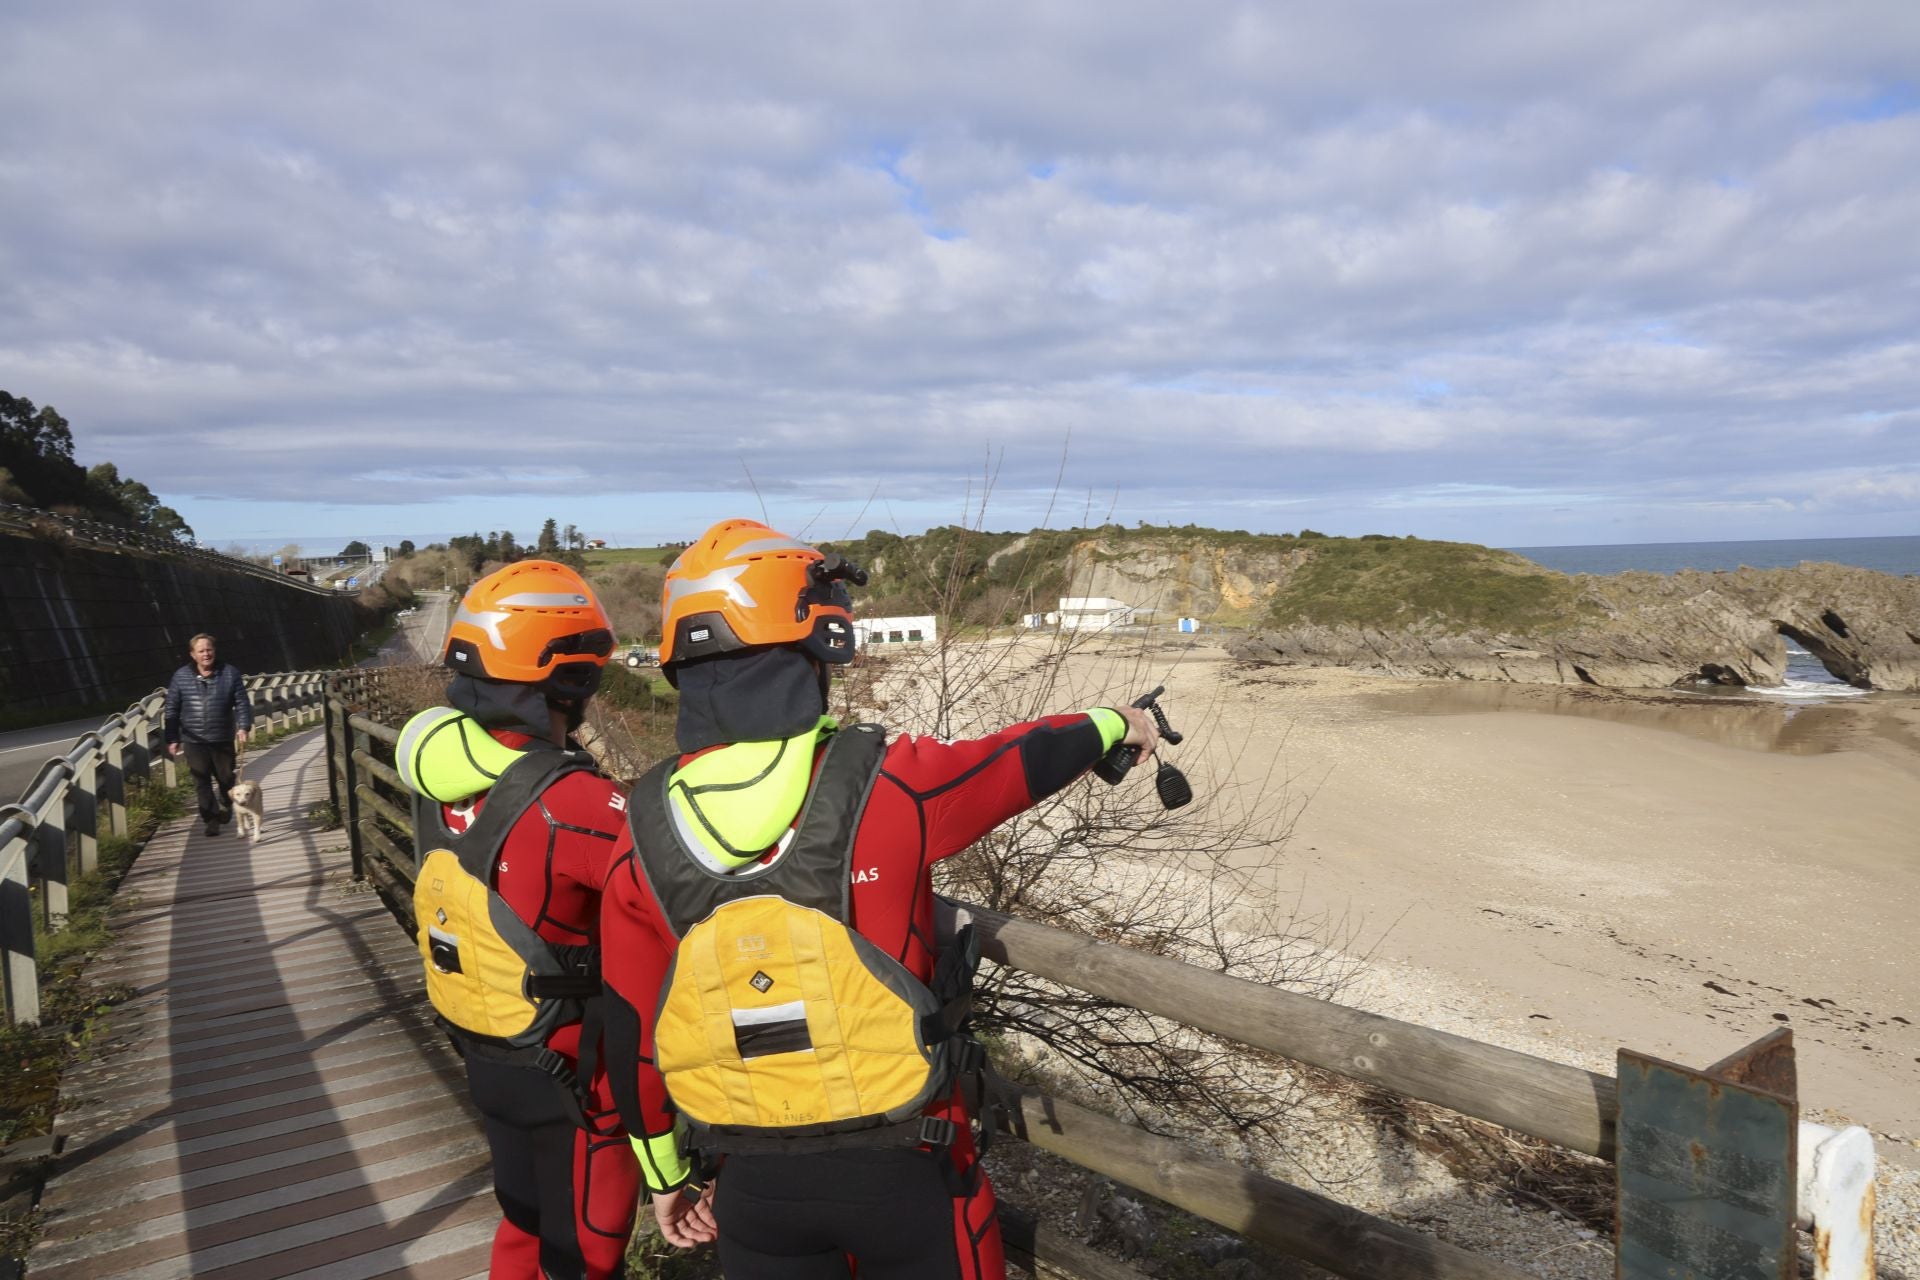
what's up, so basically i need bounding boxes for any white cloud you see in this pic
[1,1,1917,543]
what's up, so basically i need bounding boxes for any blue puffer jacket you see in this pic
[164,663,254,745]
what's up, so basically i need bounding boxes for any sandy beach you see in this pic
[1136,647,1920,1156]
[864,635,1920,1268]
[882,636,1920,1158]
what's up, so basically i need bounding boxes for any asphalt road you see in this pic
[0,714,122,808]
[369,589,452,667]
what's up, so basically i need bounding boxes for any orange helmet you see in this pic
[659,519,864,673]
[442,560,615,700]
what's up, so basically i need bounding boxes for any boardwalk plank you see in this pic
[27,732,501,1279]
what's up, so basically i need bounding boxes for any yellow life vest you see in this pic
[628,723,979,1155]
[404,727,601,1048]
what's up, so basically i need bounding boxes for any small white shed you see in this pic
[1056,597,1136,631]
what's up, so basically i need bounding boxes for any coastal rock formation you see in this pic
[1230,564,1920,692]
[1054,537,1311,620]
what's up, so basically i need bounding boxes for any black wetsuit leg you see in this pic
[714,1149,964,1280]
[465,1053,590,1280]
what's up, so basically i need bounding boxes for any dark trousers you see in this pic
[180,740,236,823]
[715,1149,973,1280]
[464,1050,639,1280]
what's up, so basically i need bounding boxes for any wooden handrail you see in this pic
[961,902,1618,1161]
[997,1080,1536,1280]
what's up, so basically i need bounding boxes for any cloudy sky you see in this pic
[4,2,1917,551]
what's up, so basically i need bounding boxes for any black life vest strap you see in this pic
[629,723,888,938]
[524,942,602,998]
[698,1112,958,1158]
[919,922,980,1044]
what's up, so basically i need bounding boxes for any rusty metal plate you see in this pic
[1616,1034,1798,1280]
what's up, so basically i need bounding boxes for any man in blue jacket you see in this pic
[164,633,254,836]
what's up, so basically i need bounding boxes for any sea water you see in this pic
[1503,534,1920,578]
[1503,535,1920,702]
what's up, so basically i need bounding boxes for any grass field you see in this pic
[582,546,677,569]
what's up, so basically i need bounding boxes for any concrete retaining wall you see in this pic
[0,530,360,714]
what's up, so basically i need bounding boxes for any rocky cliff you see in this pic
[836,525,1920,693]
[1230,563,1920,693]
[1049,535,1315,620]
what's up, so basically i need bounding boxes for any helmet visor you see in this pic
[537,628,615,666]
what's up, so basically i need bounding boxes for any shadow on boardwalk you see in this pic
[27,731,502,1279]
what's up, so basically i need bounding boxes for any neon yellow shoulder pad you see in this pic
[396,706,528,803]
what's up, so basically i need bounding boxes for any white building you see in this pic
[853,614,938,648]
[1056,597,1137,631]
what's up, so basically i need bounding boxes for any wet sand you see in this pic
[1048,644,1920,1162]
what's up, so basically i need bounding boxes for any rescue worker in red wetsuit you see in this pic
[598,520,1159,1279]
[395,561,641,1280]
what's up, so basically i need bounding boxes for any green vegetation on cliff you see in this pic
[817,523,1594,636]
[1262,536,1593,633]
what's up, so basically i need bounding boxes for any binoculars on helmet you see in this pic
[795,553,869,622]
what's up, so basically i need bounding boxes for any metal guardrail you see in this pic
[0,501,343,596]
[0,670,330,1025]
[326,677,1876,1280]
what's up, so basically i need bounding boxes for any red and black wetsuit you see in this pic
[444,728,641,1280]
[601,711,1122,1280]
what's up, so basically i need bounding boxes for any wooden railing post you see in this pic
[323,691,341,811]
[137,698,175,789]
[343,716,366,881]
[35,768,72,927]
[72,749,99,874]
[101,723,129,838]
[0,811,41,1026]
[122,717,151,789]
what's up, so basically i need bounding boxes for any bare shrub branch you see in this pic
[832,497,1359,1155]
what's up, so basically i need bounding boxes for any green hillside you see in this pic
[817,524,1593,635]
[1261,535,1593,633]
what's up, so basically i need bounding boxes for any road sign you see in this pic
[271,555,282,565]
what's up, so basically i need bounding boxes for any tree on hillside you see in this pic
[449,532,487,571]
[340,539,371,558]
[498,530,520,563]
[537,518,559,553]
[84,461,195,543]
[0,391,88,509]
[397,539,416,557]
[5,392,194,541]
[562,522,580,551]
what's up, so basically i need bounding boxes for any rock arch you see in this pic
[1775,619,1871,689]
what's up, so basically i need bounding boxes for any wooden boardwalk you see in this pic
[27,731,499,1279]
